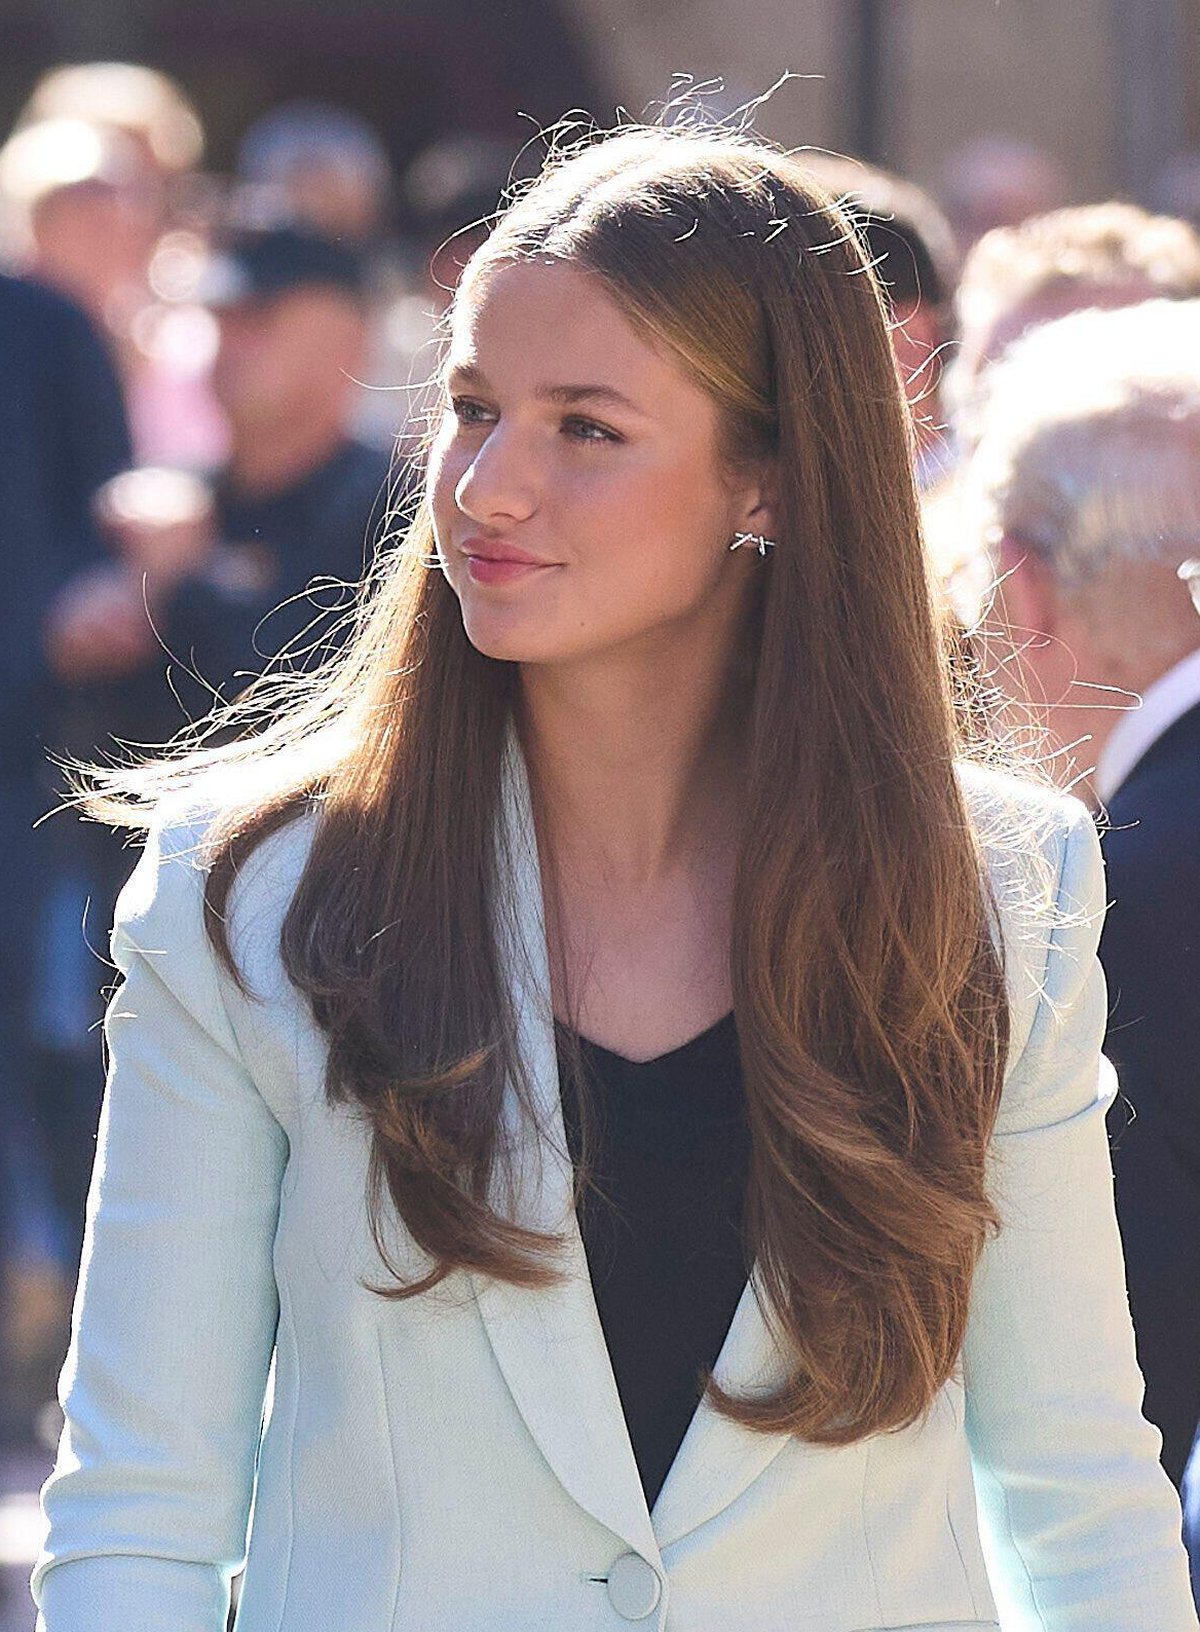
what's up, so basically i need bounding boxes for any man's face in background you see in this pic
[211,284,367,434]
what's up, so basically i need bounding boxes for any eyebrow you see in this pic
[445,361,646,416]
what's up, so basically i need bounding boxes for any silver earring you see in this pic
[729,531,777,557]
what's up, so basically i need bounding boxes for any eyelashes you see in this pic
[448,395,493,425]
[562,415,622,444]
[447,397,623,446]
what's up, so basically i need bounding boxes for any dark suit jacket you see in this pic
[1101,697,1200,1487]
[0,274,131,776]
[0,275,131,1264]
[0,275,130,981]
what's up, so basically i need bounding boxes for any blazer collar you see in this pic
[471,729,795,1559]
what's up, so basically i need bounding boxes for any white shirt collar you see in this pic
[1094,646,1200,803]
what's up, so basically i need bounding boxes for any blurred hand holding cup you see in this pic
[94,464,216,586]
[44,467,217,683]
[43,561,161,682]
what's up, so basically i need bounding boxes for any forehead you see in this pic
[447,258,700,405]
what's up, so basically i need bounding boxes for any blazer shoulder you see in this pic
[956,754,1086,836]
[956,758,1105,1068]
[114,789,320,1009]
[956,756,1096,906]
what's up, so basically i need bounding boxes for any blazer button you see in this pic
[605,1552,662,1620]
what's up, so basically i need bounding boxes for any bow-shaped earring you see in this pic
[729,532,777,557]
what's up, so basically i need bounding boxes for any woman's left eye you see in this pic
[562,416,621,445]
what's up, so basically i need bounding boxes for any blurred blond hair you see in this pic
[17,61,203,175]
[957,201,1200,340]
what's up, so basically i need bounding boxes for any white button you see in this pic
[605,1552,662,1620]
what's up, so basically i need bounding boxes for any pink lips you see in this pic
[461,538,559,586]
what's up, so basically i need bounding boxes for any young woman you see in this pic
[32,124,1196,1630]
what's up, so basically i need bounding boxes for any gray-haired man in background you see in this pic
[965,297,1200,1491]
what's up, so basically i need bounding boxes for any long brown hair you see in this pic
[81,123,1010,1444]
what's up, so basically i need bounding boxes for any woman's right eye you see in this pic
[449,396,496,426]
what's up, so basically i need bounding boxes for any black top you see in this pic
[556,1011,752,1508]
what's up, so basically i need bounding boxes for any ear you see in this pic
[733,461,779,545]
[994,533,1060,641]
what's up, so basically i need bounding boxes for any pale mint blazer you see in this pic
[32,743,1198,1631]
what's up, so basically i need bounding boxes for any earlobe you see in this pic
[729,531,776,556]
[748,509,778,544]
[737,488,778,551]
[729,518,779,555]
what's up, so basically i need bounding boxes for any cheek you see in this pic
[578,451,696,543]
[215,329,258,378]
[426,425,465,535]
[604,458,728,570]
[572,470,734,626]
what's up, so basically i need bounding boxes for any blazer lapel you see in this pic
[649,1273,795,1549]
[471,733,661,1565]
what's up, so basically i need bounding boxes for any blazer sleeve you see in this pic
[962,800,1198,1629]
[30,811,290,1632]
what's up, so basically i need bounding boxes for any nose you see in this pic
[453,420,538,527]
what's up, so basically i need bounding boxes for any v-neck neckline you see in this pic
[557,1009,737,1070]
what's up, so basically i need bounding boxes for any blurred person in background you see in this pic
[233,100,418,454]
[798,154,960,488]
[46,222,392,725]
[937,134,1070,252]
[156,221,393,691]
[964,297,1200,1488]
[234,100,394,247]
[0,65,226,468]
[948,201,1200,443]
[0,118,162,330]
[0,270,131,1444]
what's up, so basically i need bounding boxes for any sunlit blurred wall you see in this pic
[1,0,1194,210]
[901,0,1113,198]
[556,0,841,152]
[561,0,1186,204]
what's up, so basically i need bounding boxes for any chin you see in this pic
[458,603,566,665]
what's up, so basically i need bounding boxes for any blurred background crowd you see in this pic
[1,1,1199,1625]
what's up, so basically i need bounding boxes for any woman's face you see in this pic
[428,257,773,667]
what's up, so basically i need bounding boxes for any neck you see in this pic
[1046,644,1200,807]
[518,617,753,891]
[1046,593,1200,805]
[1043,697,1134,809]
[225,414,347,501]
